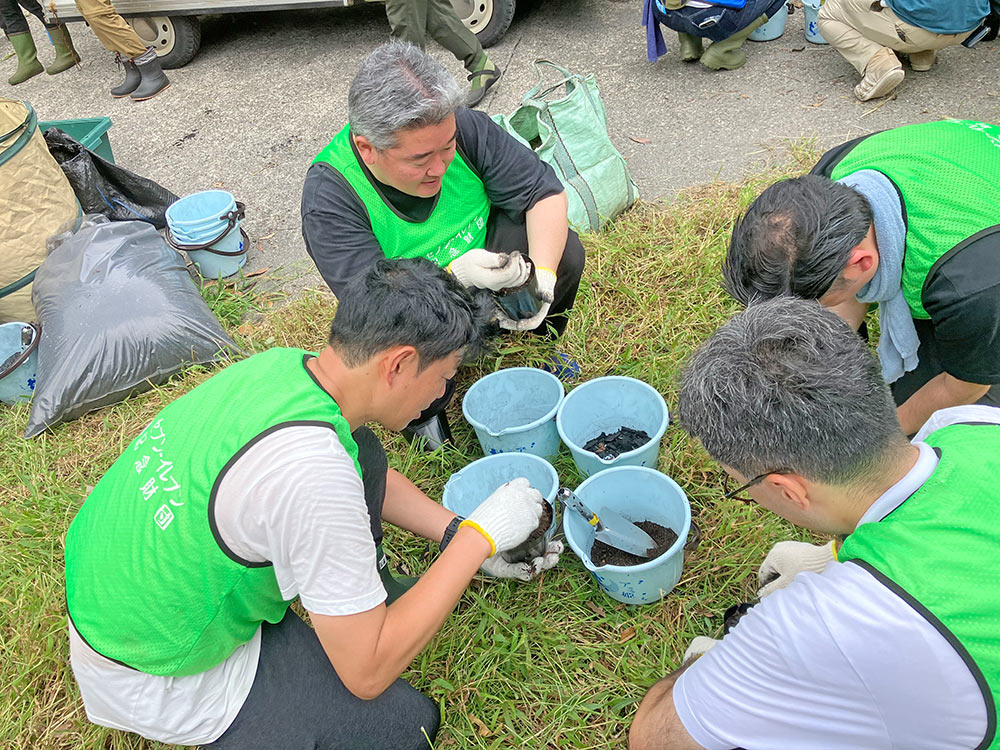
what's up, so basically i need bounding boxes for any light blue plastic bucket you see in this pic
[563,466,690,605]
[461,367,564,459]
[749,1,789,41]
[165,191,247,279]
[0,322,40,405]
[802,0,827,43]
[556,376,668,478]
[442,453,559,540]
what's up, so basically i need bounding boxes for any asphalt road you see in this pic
[9,0,1000,289]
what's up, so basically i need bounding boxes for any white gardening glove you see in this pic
[480,540,564,581]
[683,636,719,663]
[462,477,544,555]
[757,540,837,598]
[497,266,557,332]
[448,249,530,291]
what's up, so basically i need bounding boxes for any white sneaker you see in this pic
[854,65,904,101]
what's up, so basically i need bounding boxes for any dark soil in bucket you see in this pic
[502,501,553,564]
[590,520,677,567]
[583,426,651,460]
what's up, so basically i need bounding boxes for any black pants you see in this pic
[890,318,1000,409]
[409,209,586,427]
[0,0,45,34]
[205,427,439,750]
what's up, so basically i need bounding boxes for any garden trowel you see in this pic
[557,487,658,558]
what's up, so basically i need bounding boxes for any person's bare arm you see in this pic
[382,468,455,542]
[310,526,491,700]
[525,191,569,273]
[897,372,991,435]
[630,663,707,750]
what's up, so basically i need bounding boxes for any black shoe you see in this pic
[466,65,502,108]
[130,47,170,101]
[401,413,453,451]
[111,55,140,98]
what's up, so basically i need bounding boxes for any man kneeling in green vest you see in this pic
[630,297,1000,750]
[302,42,585,448]
[64,258,562,749]
[724,120,1000,438]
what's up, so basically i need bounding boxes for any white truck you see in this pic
[48,0,515,68]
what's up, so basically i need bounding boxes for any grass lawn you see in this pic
[0,146,825,749]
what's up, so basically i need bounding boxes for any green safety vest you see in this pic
[64,348,361,676]
[827,120,1000,320]
[839,422,1000,749]
[313,125,491,268]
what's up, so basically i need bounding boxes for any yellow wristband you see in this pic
[457,519,497,557]
[535,266,557,277]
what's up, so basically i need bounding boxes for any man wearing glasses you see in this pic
[629,297,1000,750]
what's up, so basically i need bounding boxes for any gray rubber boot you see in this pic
[129,47,170,101]
[678,32,704,62]
[111,55,140,97]
[700,13,768,70]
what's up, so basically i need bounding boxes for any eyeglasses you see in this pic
[722,469,793,503]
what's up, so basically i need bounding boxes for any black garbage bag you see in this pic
[25,217,242,438]
[43,128,178,229]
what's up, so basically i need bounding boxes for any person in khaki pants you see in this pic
[384,0,500,107]
[72,0,170,100]
[818,0,991,101]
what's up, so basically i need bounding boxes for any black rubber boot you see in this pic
[111,54,141,97]
[129,47,170,101]
[376,543,419,605]
[401,412,453,452]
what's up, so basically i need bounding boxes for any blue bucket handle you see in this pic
[166,201,247,254]
[0,322,40,379]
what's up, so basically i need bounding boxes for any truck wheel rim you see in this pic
[129,17,176,54]
[451,0,494,30]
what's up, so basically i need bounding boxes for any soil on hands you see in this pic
[502,501,553,564]
[590,520,677,567]
[584,426,651,460]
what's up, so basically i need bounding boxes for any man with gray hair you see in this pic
[630,296,1000,750]
[724,120,1000,438]
[302,42,584,448]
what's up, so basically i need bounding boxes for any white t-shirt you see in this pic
[674,405,1000,750]
[69,424,386,746]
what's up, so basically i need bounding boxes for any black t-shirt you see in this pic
[814,137,1000,387]
[300,107,564,298]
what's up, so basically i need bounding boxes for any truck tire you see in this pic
[452,0,515,48]
[127,15,202,69]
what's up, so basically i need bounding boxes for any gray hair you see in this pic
[348,42,466,151]
[678,297,906,487]
[724,175,873,305]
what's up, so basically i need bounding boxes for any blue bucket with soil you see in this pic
[442,453,560,561]
[461,367,564,459]
[165,191,247,279]
[556,376,668,478]
[0,322,40,405]
[563,466,690,605]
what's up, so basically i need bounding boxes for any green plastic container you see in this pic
[39,117,115,164]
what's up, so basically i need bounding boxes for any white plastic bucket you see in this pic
[802,0,827,43]
[749,1,789,41]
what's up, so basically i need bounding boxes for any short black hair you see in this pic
[329,257,494,370]
[724,175,873,304]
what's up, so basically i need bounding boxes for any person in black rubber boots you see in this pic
[65,258,562,749]
[1,0,79,85]
[72,0,170,100]
[301,42,585,450]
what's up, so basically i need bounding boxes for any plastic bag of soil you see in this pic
[43,127,178,229]
[25,217,241,438]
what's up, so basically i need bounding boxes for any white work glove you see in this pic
[757,540,837,598]
[448,249,530,291]
[683,636,719,663]
[497,266,557,332]
[481,540,564,581]
[463,477,544,555]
